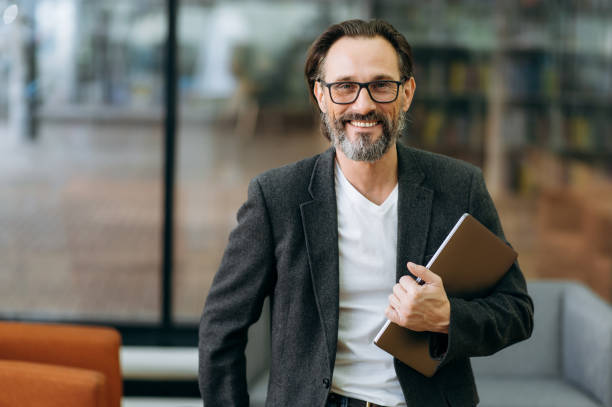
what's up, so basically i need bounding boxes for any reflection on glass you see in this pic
[3,4,19,25]
[0,0,165,322]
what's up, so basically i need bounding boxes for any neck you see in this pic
[335,143,398,205]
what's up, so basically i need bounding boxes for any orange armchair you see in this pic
[0,321,122,407]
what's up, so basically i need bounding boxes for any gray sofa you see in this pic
[246,280,612,407]
[472,280,612,407]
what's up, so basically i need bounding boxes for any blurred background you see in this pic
[0,0,610,342]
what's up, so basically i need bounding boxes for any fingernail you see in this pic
[407,262,414,268]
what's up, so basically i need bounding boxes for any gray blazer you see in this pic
[199,143,534,406]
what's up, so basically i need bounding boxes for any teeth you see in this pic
[350,121,378,128]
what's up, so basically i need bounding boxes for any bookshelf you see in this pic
[385,1,611,193]
[403,44,489,167]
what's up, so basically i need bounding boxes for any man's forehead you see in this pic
[322,35,401,81]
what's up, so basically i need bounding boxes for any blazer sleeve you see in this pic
[432,168,534,368]
[198,178,276,406]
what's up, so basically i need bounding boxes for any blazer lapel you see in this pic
[396,144,434,281]
[300,147,339,370]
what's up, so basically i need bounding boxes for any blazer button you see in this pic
[323,378,330,388]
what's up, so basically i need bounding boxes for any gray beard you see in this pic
[321,110,405,163]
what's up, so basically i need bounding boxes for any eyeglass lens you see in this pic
[330,81,399,103]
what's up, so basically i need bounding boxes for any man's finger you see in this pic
[388,293,401,309]
[407,262,441,285]
[385,305,399,323]
[393,283,409,300]
[398,269,426,290]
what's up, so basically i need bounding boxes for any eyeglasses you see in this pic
[318,78,407,104]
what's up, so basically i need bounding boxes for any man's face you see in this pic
[314,36,415,162]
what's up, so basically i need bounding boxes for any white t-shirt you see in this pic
[331,162,406,407]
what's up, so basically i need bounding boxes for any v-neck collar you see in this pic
[335,161,398,212]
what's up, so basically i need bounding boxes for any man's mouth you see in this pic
[347,120,380,128]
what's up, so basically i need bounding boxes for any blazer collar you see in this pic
[307,147,336,200]
[307,143,428,197]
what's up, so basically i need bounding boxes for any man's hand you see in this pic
[385,262,450,334]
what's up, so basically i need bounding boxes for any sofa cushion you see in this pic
[0,322,122,407]
[0,360,108,407]
[471,281,564,376]
[474,377,601,407]
[562,284,612,407]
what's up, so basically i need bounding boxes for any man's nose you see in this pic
[351,86,377,114]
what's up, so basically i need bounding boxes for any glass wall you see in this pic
[0,0,165,322]
[1,0,610,330]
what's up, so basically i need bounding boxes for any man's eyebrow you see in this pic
[372,74,398,81]
[331,75,356,82]
[330,74,398,82]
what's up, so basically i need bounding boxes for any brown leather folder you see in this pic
[373,213,518,377]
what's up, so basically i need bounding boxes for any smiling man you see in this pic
[199,20,533,407]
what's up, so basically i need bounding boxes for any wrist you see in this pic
[437,300,451,334]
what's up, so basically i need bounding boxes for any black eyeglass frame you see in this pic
[317,77,409,105]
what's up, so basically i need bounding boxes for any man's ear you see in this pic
[314,80,327,113]
[401,76,416,112]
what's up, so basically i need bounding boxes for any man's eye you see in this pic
[335,83,356,90]
[372,81,393,90]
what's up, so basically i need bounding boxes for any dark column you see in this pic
[162,0,178,332]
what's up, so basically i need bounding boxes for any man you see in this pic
[199,19,533,407]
